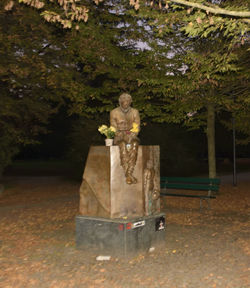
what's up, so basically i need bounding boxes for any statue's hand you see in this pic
[127,132,137,143]
[117,122,128,131]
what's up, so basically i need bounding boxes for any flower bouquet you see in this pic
[98,125,116,139]
[98,125,116,146]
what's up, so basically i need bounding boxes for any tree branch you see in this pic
[170,0,250,18]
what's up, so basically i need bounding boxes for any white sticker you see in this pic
[132,220,145,229]
[126,144,131,150]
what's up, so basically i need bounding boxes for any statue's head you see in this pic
[119,93,132,108]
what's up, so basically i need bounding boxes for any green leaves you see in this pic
[0,2,69,171]
[2,0,249,173]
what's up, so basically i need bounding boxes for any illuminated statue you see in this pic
[110,93,140,184]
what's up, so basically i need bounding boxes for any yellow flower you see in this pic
[98,124,116,139]
[110,126,116,133]
[130,122,139,133]
[98,125,108,133]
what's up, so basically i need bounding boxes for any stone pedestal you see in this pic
[76,213,166,257]
[79,145,160,219]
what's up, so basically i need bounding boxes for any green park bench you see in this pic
[160,177,220,210]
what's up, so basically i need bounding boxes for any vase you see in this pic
[105,139,113,146]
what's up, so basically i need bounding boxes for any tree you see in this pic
[1,0,165,174]
[217,44,250,144]
[130,0,249,42]
[3,0,250,178]
[10,0,249,35]
[0,2,70,175]
[131,37,244,177]
[127,0,250,177]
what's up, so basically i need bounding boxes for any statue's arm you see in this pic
[134,109,141,134]
[110,110,117,130]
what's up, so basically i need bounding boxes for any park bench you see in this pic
[160,177,220,209]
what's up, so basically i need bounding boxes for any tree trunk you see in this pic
[207,103,216,178]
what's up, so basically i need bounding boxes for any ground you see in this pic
[0,173,249,288]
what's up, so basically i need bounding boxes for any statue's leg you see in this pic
[125,140,139,184]
[118,141,128,172]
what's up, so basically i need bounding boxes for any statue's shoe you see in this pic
[126,175,137,185]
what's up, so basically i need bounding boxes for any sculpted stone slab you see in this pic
[79,145,160,219]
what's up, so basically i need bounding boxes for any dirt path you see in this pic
[0,176,249,288]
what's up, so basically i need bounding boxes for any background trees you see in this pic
[127,0,250,177]
[1,0,163,174]
[1,0,250,178]
[0,2,67,175]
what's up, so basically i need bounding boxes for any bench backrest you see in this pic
[160,177,220,191]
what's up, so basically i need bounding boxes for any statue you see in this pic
[78,92,160,218]
[110,93,140,185]
[76,93,164,256]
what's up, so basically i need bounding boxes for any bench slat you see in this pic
[160,177,220,185]
[160,183,219,191]
[160,192,216,199]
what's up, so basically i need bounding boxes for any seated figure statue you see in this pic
[110,93,140,185]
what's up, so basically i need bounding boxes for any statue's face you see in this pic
[120,98,131,110]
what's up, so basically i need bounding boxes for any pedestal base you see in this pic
[76,213,166,257]
[79,146,160,218]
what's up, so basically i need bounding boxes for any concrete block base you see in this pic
[76,213,166,257]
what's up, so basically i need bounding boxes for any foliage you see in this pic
[125,2,250,137]
[1,0,159,173]
[0,2,68,173]
[9,0,249,41]
[2,0,250,177]
[7,0,249,125]
[216,44,250,144]
[130,0,250,45]
[127,1,249,177]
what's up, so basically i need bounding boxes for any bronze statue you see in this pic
[110,93,140,185]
